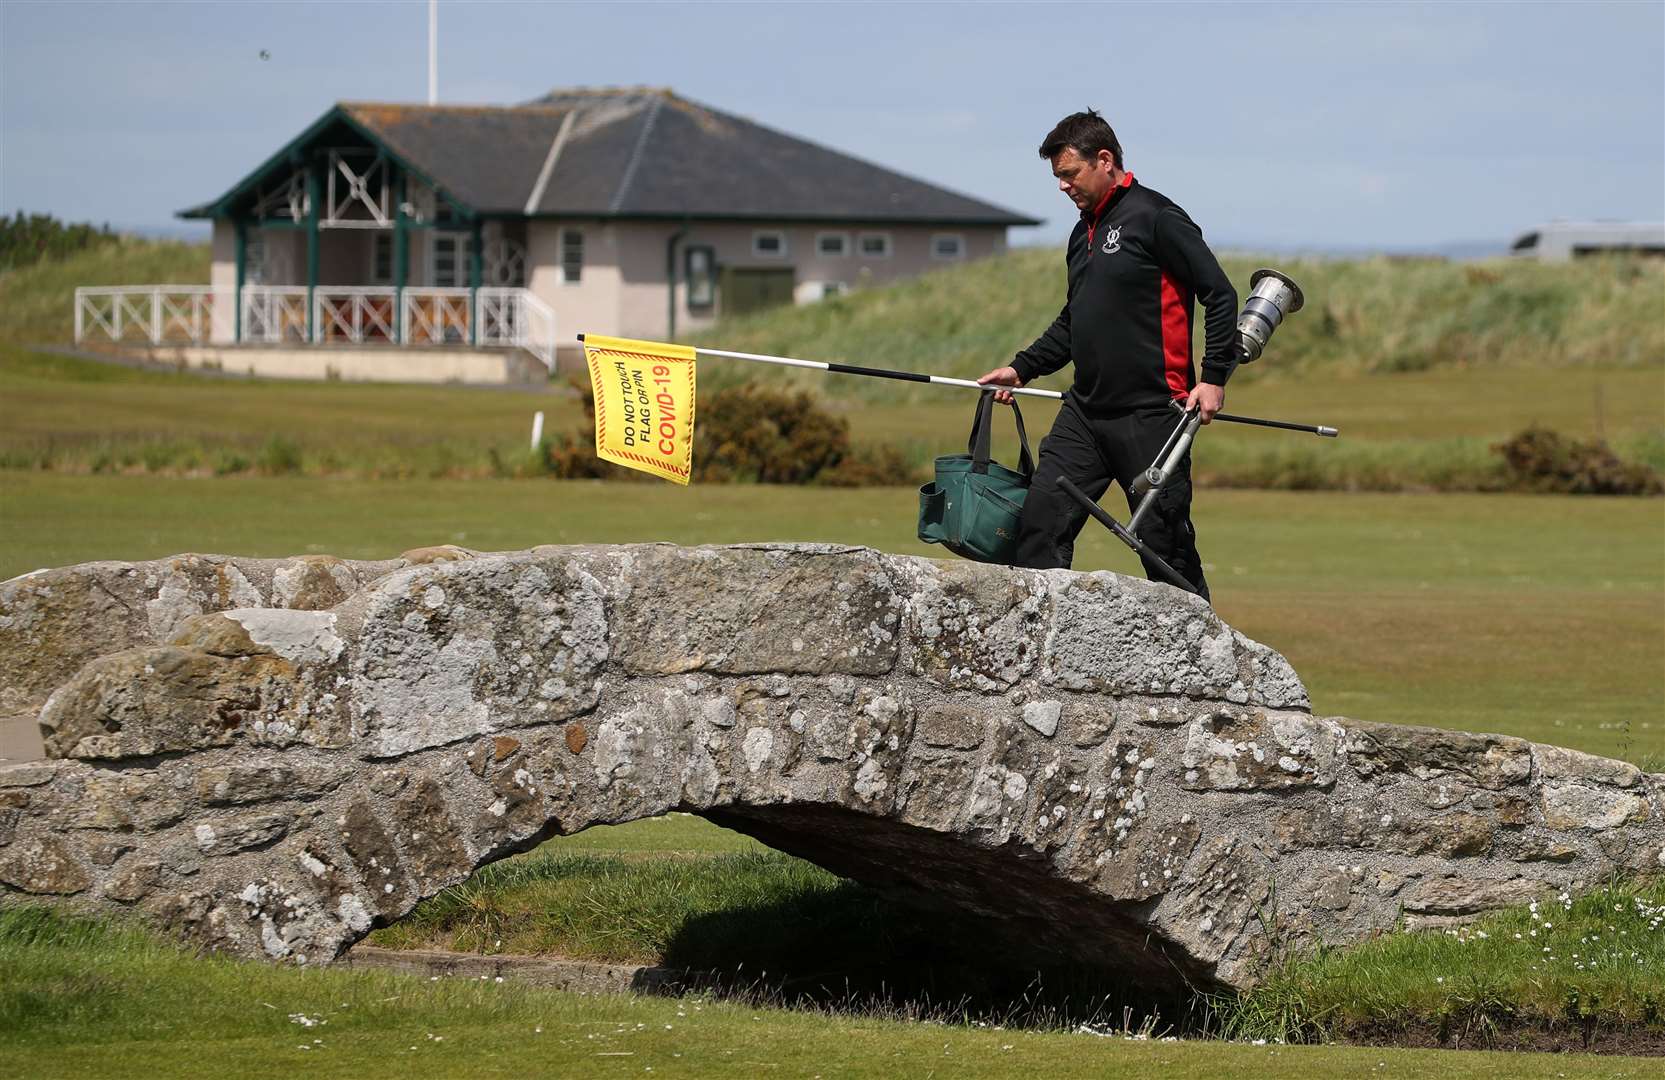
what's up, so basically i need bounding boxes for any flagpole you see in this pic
[575,334,1064,401]
[575,334,1339,436]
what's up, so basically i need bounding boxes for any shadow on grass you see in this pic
[650,880,1205,1035]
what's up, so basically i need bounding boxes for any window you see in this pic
[752,230,787,257]
[430,232,468,287]
[931,234,965,260]
[369,233,394,284]
[685,245,716,310]
[560,229,584,284]
[244,233,268,285]
[858,232,892,258]
[816,232,849,257]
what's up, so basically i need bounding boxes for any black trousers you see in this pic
[1013,398,1210,600]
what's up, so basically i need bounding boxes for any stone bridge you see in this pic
[1,544,1660,990]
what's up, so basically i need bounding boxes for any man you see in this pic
[979,109,1239,599]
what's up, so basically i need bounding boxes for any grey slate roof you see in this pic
[186,88,1039,227]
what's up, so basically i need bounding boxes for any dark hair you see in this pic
[1039,109,1122,169]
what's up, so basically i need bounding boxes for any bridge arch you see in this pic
[3,544,1659,991]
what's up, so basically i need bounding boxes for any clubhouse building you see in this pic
[74,87,1038,382]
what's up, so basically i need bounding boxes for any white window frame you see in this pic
[368,232,395,285]
[429,230,469,287]
[752,230,788,258]
[815,232,850,257]
[931,233,966,261]
[857,231,892,259]
[559,228,584,285]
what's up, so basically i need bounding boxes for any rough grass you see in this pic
[1216,878,1665,1047]
[0,238,210,344]
[2,905,1660,1078]
[692,249,1665,401]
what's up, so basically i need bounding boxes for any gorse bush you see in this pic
[1494,426,1664,496]
[543,378,894,485]
[696,384,848,483]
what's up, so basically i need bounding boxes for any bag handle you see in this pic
[968,389,1035,478]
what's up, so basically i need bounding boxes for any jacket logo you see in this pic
[1100,224,1122,255]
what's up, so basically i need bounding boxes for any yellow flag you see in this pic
[581,335,697,485]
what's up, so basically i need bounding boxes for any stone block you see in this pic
[916,704,986,750]
[1180,710,1339,791]
[193,813,291,855]
[0,835,90,894]
[612,546,902,677]
[194,765,348,806]
[1343,721,1532,790]
[1542,782,1652,830]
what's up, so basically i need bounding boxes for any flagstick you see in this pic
[575,334,1339,435]
[576,333,1062,400]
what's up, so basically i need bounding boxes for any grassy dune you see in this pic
[691,248,1665,398]
[0,237,209,345]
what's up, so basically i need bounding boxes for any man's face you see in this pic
[1051,146,1116,212]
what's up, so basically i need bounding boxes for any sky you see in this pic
[1,0,1661,251]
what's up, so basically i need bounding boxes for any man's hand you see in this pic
[977,365,1023,405]
[1185,382,1224,423]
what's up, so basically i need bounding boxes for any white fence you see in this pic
[73,285,556,370]
[73,286,229,345]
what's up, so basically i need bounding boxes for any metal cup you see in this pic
[1234,268,1305,364]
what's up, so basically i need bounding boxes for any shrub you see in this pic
[1493,425,1663,496]
[210,450,249,475]
[542,432,614,480]
[817,443,919,487]
[0,211,120,272]
[255,436,303,476]
[545,379,888,485]
[695,384,849,484]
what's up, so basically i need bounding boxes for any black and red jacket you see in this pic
[1011,173,1239,413]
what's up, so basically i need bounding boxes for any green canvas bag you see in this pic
[917,389,1035,565]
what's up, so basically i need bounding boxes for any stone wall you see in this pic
[1,544,1660,989]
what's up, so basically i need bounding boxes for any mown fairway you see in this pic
[3,474,1659,760]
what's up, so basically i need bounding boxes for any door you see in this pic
[720,268,796,317]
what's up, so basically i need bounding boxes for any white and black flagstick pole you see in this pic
[574,335,1338,435]
[580,335,1063,401]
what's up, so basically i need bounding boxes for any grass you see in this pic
[1,343,1659,489]
[366,847,881,967]
[2,905,1661,1078]
[1218,878,1665,1046]
[363,821,1665,1048]
[2,237,1661,492]
[361,817,1665,1048]
[0,343,577,479]
[2,476,1659,761]
[0,237,209,345]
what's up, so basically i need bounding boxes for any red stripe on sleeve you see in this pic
[1159,271,1192,401]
